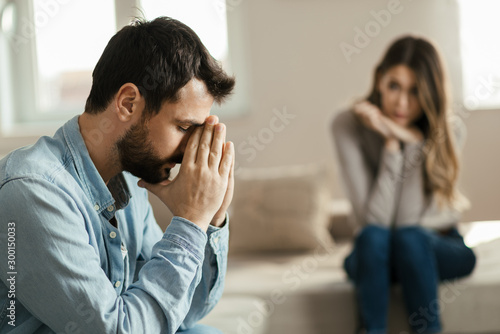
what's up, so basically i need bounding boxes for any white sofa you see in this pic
[202,221,500,334]
[150,165,500,334]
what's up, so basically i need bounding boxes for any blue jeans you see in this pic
[344,225,476,334]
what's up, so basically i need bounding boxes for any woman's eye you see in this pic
[178,126,189,133]
[389,82,399,90]
[410,87,418,96]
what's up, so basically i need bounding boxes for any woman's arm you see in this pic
[350,101,428,226]
[393,141,427,226]
[332,110,403,227]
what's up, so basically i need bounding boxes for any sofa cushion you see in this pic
[228,164,334,254]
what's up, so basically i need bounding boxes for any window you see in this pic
[138,0,249,118]
[140,0,229,71]
[32,0,116,118]
[458,0,500,110]
[0,0,116,131]
[0,0,247,138]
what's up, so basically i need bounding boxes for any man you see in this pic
[0,17,235,333]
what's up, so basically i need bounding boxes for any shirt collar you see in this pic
[62,115,131,217]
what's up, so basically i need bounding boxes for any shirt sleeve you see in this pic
[132,191,164,281]
[0,177,208,334]
[179,214,229,330]
[138,192,229,331]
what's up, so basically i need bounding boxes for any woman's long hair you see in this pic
[366,36,468,210]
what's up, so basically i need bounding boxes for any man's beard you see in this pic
[116,120,183,184]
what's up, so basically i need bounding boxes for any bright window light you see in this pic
[0,0,241,129]
[463,221,500,248]
[33,0,116,114]
[139,0,229,70]
[1,2,15,34]
[458,0,500,110]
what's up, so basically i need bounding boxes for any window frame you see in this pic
[0,0,250,155]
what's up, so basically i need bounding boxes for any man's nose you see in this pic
[179,136,190,156]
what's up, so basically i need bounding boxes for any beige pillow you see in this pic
[229,164,334,254]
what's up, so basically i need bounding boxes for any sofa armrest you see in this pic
[329,199,355,241]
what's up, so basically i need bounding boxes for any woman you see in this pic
[332,36,476,334]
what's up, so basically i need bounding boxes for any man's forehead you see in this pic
[177,78,209,99]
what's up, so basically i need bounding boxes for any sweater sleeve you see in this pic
[332,111,403,228]
[394,141,427,226]
[364,147,404,226]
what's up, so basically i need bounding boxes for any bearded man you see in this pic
[0,17,235,334]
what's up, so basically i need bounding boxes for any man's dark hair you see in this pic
[84,17,235,115]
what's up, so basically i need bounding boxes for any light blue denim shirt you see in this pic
[0,115,229,333]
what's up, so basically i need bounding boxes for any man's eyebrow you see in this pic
[175,118,204,127]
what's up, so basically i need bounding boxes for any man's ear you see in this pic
[114,83,143,123]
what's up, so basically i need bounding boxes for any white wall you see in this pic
[221,0,500,222]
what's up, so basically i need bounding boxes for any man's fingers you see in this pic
[227,149,235,188]
[219,142,234,177]
[197,116,218,164]
[183,126,203,164]
[208,123,226,169]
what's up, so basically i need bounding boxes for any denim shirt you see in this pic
[0,115,229,333]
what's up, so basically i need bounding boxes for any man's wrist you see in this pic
[175,212,211,232]
[210,214,227,228]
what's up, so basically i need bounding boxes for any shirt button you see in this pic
[94,204,100,211]
[213,237,219,243]
[109,231,117,239]
[107,205,114,212]
[114,281,121,288]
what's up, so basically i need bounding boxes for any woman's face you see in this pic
[378,64,423,127]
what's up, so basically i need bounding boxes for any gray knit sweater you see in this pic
[332,110,464,231]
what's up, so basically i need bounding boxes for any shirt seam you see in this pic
[163,234,204,263]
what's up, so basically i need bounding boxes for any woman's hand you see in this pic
[353,101,423,144]
[383,117,424,144]
[353,101,392,138]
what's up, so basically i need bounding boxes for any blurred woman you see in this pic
[332,36,476,334]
